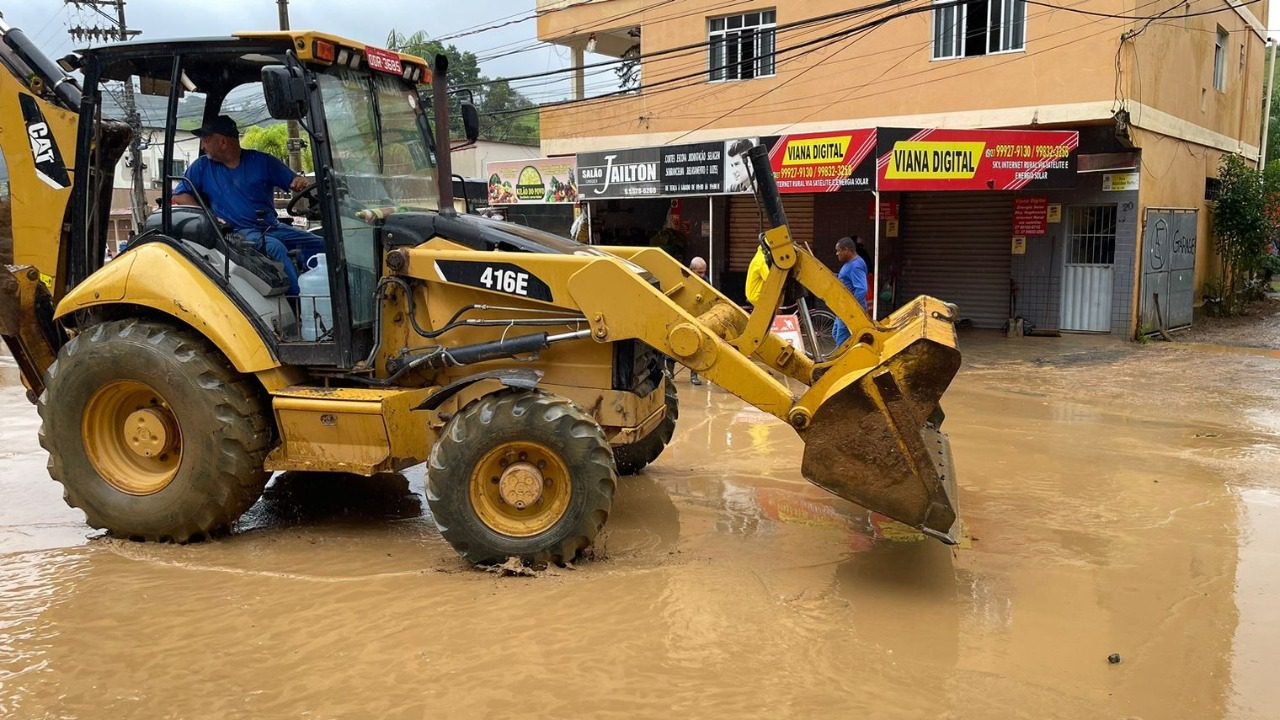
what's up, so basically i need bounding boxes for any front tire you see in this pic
[38,319,272,542]
[426,390,615,565]
[612,373,678,476]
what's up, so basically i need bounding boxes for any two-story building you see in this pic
[536,0,1269,335]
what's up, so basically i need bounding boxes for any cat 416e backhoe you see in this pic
[0,18,963,564]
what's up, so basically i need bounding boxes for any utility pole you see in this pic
[1261,39,1275,169]
[278,0,303,173]
[67,0,146,232]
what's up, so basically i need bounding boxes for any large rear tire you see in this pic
[426,390,615,565]
[612,373,678,476]
[38,319,272,542]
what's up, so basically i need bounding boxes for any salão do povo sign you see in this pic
[577,147,662,199]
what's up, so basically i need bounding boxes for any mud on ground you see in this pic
[1,329,1279,719]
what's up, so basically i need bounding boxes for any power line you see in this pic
[483,0,1262,125]
[462,0,903,88]
[635,0,1174,128]
[498,4,863,98]
[434,0,605,42]
[66,0,147,231]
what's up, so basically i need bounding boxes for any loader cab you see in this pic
[74,34,437,368]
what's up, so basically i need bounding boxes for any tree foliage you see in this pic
[386,30,539,147]
[1210,154,1272,313]
[241,124,313,172]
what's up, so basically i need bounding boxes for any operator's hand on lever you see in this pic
[289,175,309,193]
[171,192,198,206]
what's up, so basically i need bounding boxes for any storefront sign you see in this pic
[1047,203,1063,223]
[876,128,1078,191]
[1102,172,1139,192]
[1011,236,1027,255]
[1013,197,1048,236]
[886,218,899,238]
[486,158,579,205]
[661,142,725,195]
[868,199,899,220]
[761,129,876,193]
[770,314,805,349]
[578,147,662,198]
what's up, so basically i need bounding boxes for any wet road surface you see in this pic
[2,331,1279,719]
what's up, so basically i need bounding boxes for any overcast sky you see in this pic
[1,0,586,103]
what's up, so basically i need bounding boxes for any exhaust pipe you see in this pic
[0,17,81,110]
[432,53,455,216]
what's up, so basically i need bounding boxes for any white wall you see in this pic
[451,140,539,179]
[112,130,200,189]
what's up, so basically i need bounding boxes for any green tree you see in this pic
[1211,154,1270,313]
[386,30,539,147]
[241,124,313,172]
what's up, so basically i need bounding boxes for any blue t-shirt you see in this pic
[174,149,296,231]
[839,255,869,311]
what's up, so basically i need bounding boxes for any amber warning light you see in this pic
[313,40,336,62]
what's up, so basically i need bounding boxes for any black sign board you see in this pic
[660,142,725,195]
[578,147,662,199]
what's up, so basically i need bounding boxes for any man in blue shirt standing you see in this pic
[172,115,321,295]
[832,235,868,348]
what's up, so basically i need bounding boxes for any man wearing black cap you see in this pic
[173,114,319,295]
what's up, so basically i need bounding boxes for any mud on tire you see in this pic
[426,390,616,565]
[612,372,678,476]
[38,319,272,542]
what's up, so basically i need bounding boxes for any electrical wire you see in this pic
[532,0,1183,137]
[488,0,1258,127]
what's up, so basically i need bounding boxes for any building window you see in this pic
[932,0,1026,60]
[1213,26,1228,91]
[708,10,776,81]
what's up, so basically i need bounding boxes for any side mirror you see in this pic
[461,102,479,143]
[261,66,308,120]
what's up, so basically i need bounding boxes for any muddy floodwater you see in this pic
[2,332,1279,719]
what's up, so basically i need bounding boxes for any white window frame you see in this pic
[1214,26,1228,92]
[708,9,777,82]
[932,0,1027,61]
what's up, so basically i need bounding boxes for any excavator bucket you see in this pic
[724,143,965,544]
[797,302,963,543]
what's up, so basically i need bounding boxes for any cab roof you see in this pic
[82,31,431,87]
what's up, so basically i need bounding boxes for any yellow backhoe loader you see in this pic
[0,19,963,564]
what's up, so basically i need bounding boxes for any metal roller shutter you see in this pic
[900,192,1013,328]
[727,195,814,271]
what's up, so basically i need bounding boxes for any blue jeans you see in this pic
[246,224,324,296]
[833,318,850,348]
[831,301,868,349]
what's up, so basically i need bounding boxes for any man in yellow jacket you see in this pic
[745,246,768,305]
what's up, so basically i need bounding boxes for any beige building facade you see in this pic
[536,0,1270,335]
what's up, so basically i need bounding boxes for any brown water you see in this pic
[2,332,1278,719]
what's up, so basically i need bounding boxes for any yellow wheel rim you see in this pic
[469,441,571,537]
[81,380,182,496]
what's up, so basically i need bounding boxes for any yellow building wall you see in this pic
[538,0,1268,153]
[1131,127,1227,311]
[538,0,1271,322]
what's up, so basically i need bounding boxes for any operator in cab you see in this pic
[171,115,321,295]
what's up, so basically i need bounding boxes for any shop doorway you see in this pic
[1138,208,1196,333]
[1060,205,1117,332]
[899,192,1012,328]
